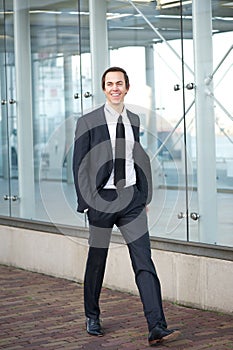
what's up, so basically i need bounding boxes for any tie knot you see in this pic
[118,115,123,123]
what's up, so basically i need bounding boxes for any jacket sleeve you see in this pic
[72,117,91,213]
[131,113,152,205]
[134,142,153,205]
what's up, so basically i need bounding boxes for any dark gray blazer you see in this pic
[73,105,152,213]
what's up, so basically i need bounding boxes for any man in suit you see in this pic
[73,67,180,346]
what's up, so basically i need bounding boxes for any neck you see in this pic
[109,102,124,114]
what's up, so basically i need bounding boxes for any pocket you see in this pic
[135,186,146,206]
[86,206,97,224]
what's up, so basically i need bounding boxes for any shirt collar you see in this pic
[105,102,126,119]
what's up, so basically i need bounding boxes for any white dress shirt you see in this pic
[104,103,136,189]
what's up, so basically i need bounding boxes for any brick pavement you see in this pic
[0,265,232,350]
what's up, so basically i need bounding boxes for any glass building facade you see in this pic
[0,0,232,247]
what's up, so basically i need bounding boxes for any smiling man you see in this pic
[102,68,129,110]
[73,66,181,346]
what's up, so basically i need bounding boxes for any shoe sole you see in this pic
[87,331,104,337]
[149,330,181,346]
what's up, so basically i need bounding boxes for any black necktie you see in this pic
[114,115,126,188]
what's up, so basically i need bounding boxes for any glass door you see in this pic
[210,0,233,246]
[107,0,195,241]
[30,0,92,227]
[0,0,19,217]
[151,4,196,242]
[0,0,92,226]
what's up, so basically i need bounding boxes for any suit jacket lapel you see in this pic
[126,110,139,142]
[97,105,113,158]
[99,105,111,140]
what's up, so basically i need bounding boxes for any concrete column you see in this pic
[13,0,35,218]
[89,0,109,106]
[32,56,41,181]
[0,53,9,180]
[145,45,156,153]
[192,0,217,243]
[64,55,74,184]
[145,45,159,188]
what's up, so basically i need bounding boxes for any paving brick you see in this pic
[0,265,233,349]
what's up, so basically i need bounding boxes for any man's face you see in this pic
[103,71,129,108]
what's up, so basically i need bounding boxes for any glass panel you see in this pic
[0,0,18,216]
[212,1,233,246]
[108,0,190,241]
[29,0,90,228]
[0,0,231,248]
[0,0,91,228]
[188,0,233,247]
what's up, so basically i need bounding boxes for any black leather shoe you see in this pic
[86,318,104,336]
[148,325,181,346]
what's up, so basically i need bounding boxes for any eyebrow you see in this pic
[105,80,124,84]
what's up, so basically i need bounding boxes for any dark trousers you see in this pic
[84,185,167,331]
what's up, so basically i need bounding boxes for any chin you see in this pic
[111,99,122,104]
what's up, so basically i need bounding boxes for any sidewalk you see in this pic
[0,265,232,350]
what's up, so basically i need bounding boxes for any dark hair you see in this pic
[101,66,130,90]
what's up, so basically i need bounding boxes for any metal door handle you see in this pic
[186,83,195,90]
[4,195,19,201]
[174,84,180,91]
[84,91,92,98]
[177,212,186,219]
[190,212,200,221]
[74,93,79,99]
[9,99,16,104]
[178,211,200,220]
[1,99,7,105]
